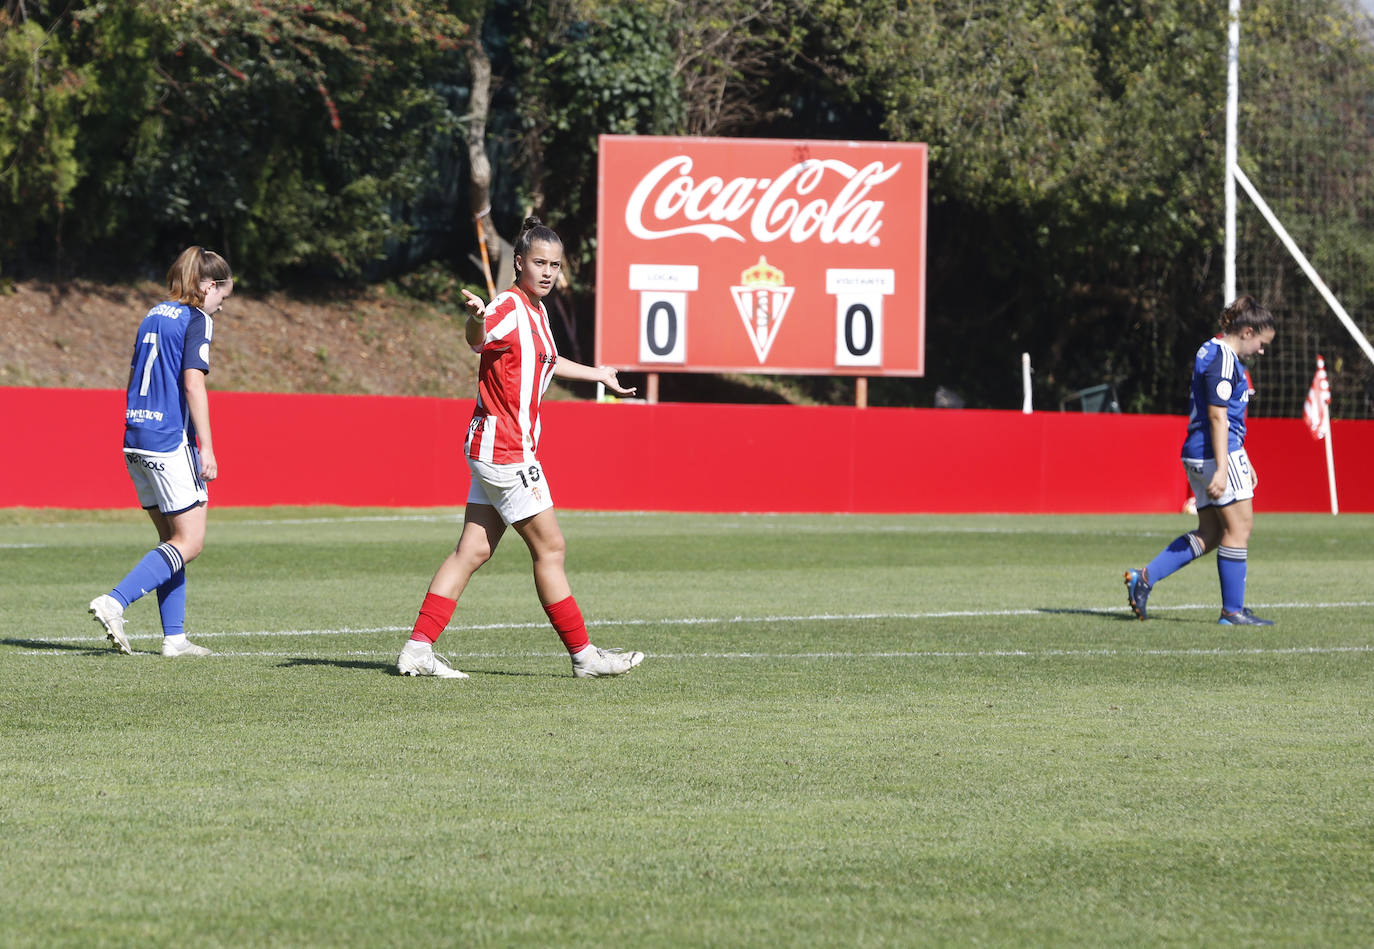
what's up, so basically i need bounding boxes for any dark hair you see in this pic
[1219,294,1275,335]
[167,246,232,308]
[513,216,562,260]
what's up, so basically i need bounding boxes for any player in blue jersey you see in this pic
[88,246,233,656]
[1124,295,1277,626]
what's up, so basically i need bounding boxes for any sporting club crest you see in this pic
[729,256,794,363]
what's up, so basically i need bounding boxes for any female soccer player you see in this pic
[1124,295,1277,625]
[89,246,232,656]
[397,217,644,678]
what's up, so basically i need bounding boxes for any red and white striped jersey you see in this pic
[466,286,558,464]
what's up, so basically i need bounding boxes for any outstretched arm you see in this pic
[553,358,637,396]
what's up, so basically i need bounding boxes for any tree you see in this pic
[2,1,474,283]
[799,0,1229,410]
[0,3,94,270]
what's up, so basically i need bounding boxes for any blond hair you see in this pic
[166,246,232,308]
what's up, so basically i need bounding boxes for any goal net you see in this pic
[1233,0,1374,419]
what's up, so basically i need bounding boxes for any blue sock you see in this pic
[157,568,187,638]
[1145,531,1206,585]
[111,543,185,609]
[1217,546,1247,614]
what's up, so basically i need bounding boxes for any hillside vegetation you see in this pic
[0,280,480,399]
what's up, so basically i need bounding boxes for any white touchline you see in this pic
[23,601,1374,648]
[23,645,1374,660]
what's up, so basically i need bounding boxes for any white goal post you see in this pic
[1224,0,1374,371]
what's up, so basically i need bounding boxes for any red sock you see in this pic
[544,595,590,655]
[410,592,457,644]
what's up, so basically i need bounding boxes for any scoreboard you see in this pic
[595,135,926,376]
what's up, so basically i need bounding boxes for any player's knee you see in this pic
[454,540,493,569]
[170,537,204,562]
[533,530,560,560]
[531,541,566,570]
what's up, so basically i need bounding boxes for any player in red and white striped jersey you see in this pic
[397,217,644,679]
[465,271,558,466]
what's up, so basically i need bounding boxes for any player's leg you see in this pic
[1209,448,1270,625]
[154,504,210,656]
[1214,497,1270,625]
[427,503,507,604]
[397,496,506,679]
[144,506,185,645]
[90,447,206,654]
[512,507,571,608]
[511,508,643,678]
[1124,459,1215,620]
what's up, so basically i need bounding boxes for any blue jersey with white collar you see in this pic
[1181,337,1249,460]
[123,301,213,453]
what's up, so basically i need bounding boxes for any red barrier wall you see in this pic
[3,386,1369,513]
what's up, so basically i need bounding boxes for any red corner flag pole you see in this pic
[1303,355,1338,515]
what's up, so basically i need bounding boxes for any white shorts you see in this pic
[125,442,208,515]
[466,457,554,524]
[1183,448,1255,509]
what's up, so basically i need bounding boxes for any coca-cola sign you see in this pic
[596,135,926,378]
[624,156,900,246]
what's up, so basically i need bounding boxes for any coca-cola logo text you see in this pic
[624,156,900,246]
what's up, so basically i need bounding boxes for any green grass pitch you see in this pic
[1,508,1372,947]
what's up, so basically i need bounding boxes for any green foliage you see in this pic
[3,1,472,284]
[6,0,1374,411]
[798,0,1233,410]
[390,259,486,316]
[504,0,686,278]
[0,13,92,259]
[1234,0,1374,417]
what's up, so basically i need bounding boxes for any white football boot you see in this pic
[161,636,211,657]
[571,645,645,678]
[397,639,469,679]
[89,595,131,655]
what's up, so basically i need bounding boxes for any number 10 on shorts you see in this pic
[827,269,894,368]
[630,264,698,365]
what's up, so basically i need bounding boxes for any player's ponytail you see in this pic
[1219,294,1275,336]
[166,246,232,307]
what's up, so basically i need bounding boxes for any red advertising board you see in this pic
[595,135,927,376]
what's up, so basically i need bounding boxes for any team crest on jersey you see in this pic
[729,256,794,363]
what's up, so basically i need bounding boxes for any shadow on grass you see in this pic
[460,667,567,679]
[275,657,563,679]
[278,657,394,673]
[1035,608,1178,622]
[1,637,112,654]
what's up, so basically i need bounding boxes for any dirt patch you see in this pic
[0,279,480,398]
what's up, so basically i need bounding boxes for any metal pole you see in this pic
[1324,420,1339,516]
[1225,0,1241,304]
[1021,353,1032,414]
